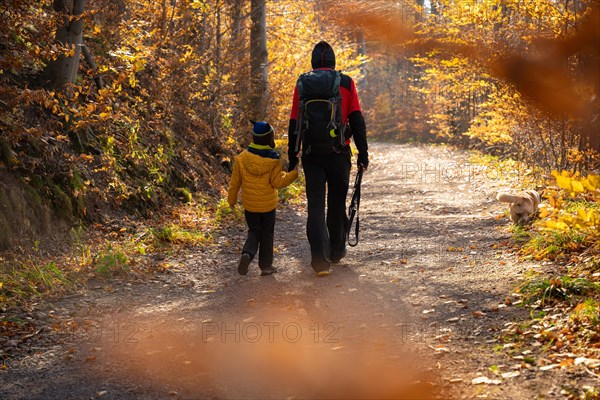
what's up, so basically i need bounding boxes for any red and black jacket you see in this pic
[288,41,368,168]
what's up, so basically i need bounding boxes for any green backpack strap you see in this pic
[330,71,342,134]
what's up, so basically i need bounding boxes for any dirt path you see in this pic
[1,143,592,399]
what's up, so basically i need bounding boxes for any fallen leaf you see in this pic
[539,364,561,371]
[559,359,574,367]
[471,376,502,385]
[472,311,487,318]
[434,347,450,355]
[574,357,600,367]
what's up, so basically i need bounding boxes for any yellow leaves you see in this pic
[555,172,581,193]
[98,112,111,121]
[552,170,600,196]
[128,74,137,88]
[541,209,599,232]
[588,175,600,191]
[546,192,563,209]
[179,45,195,63]
[133,58,146,73]
[190,0,209,11]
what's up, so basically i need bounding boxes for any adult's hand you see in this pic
[358,152,369,171]
[288,155,299,172]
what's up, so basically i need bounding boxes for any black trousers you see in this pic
[302,150,351,272]
[243,209,276,269]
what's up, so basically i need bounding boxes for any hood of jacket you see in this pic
[311,41,336,69]
[238,149,280,177]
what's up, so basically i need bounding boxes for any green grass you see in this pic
[94,245,129,276]
[519,275,600,306]
[510,224,532,244]
[0,260,73,305]
[150,225,212,246]
[570,299,600,326]
[562,199,600,213]
[174,187,193,203]
[214,199,244,224]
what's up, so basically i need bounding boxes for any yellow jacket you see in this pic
[227,147,298,213]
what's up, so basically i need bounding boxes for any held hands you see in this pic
[288,153,299,172]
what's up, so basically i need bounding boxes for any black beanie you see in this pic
[311,41,336,69]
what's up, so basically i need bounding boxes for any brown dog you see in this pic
[496,190,541,224]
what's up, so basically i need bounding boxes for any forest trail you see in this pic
[1,143,589,399]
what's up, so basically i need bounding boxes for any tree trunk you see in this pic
[356,30,367,92]
[250,0,268,119]
[42,0,87,91]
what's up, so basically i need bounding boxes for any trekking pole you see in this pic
[347,167,363,247]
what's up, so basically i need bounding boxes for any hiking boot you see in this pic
[316,269,332,277]
[237,253,252,276]
[260,267,278,276]
[330,248,347,264]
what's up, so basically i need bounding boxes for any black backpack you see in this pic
[294,69,346,155]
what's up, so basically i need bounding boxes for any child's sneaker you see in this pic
[238,253,252,275]
[260,267,278,276]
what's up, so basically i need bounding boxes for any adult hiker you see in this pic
[287,40,369,276]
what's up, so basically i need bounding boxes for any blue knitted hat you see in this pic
[249,120,275,147]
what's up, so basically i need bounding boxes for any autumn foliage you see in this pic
[0,0,598,253]
[330,0,599,171]
[0,1,361,249]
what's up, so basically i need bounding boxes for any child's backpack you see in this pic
[294,69,346,155]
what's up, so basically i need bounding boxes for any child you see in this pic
[228,120,299,276]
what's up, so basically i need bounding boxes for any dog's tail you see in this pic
[525,190,541,204]
[496,192,520,203]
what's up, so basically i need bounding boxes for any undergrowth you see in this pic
[518,275,600,306]
[469,152,600,366]
[0,181,305,309]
